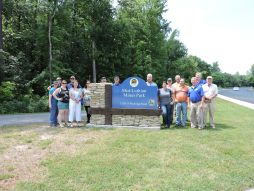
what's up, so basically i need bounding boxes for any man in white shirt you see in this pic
[202,76,218,128]
[146,73,157,86]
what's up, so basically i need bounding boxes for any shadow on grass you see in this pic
[161,122,236,131]
[203,123,237,131]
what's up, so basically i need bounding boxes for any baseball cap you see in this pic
[167,78,172,81]
[207,76,213,79]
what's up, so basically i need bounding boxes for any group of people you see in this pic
[48,75,121,128]
[48,73,218,130]
[48,76,92,128]
[155,72,218,129]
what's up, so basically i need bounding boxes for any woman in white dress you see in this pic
[69,80,83,127]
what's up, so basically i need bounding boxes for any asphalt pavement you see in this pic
[219,87,254,104]
[0,112,86,127]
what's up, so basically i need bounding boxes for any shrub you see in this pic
[28,95,49,113]
[0,81,15,102]
[0,95,49,114]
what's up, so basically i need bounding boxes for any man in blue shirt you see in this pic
[67,76,75,89]
[113,76,120,86]
[188,77,205,129]
[195,72,206,87]
[49,81,59,127]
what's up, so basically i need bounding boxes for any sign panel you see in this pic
[112,77,158,109]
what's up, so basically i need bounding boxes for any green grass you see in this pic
[0,174,14,181]
[10,99,254,190]
[38,139,54,150]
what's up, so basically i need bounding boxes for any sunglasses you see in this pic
[62,82,67,84]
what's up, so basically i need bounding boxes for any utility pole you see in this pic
[92,40,96,83]
[0,0,3,50]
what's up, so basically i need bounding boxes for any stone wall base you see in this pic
[112,115,160,127]
[90,114,105,125]
[90,114,161,129]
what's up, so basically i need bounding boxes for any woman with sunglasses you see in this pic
[53,80,70,127]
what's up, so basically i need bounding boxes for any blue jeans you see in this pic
[175,102,187,126]
[49,104,58,126]
[169,103,174,123]
[161,104,171,128]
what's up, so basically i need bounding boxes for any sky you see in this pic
[165,0,254,74]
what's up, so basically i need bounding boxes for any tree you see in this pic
[0,0,3,50]
[47,0,59,84]
[249,64,254,76]
[247,64,254,87]
[164,29,187,78]
[3,0,249,113]
[116,0,170,81]
[211,62,220,73]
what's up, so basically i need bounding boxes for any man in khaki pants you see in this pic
[202,76,218,128]
[188,77,205,130]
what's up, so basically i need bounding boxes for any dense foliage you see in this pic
[0,0,253,113]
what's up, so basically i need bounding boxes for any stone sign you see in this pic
[112,77,158,110]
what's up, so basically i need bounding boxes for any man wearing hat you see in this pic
[49,81,59,127]
[47,77,62,91]
[202,76,218,128]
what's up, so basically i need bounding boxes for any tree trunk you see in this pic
[48,0,57,84]
[0,0,3,50]
[48,14,53,84]
[92,40,96,83]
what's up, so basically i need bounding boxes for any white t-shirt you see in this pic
[70,88,83,103]
[202,83,218,98]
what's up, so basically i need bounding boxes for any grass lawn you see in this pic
[1,98,254,191]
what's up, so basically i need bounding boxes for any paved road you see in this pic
[0,112,86,127]
[219,87,254,104]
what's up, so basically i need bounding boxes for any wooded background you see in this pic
[0,0,254,113]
